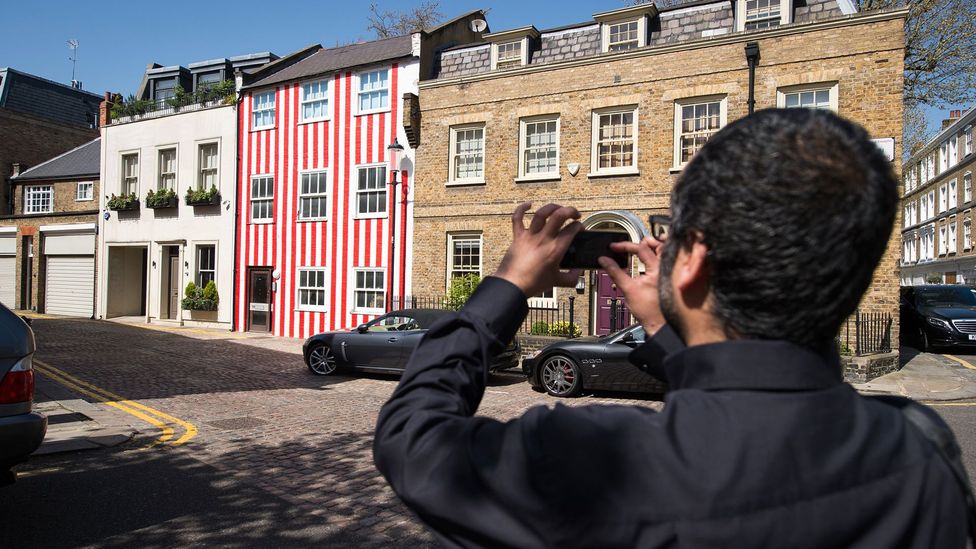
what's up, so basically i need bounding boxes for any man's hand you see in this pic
[494,203,584,298]
[598,237,667,335]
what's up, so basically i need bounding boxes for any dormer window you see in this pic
[153,78,177,101]
[736,0,791,32]
[496,41,523,70]
[593,4,656,54]
[485,27,538,71]
[608,21,640,51]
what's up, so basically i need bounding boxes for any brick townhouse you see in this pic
[411,0,906,349]
[900,108,976,285]
[234,12,485,338]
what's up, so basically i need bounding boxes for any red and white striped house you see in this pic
[235,13,486,338]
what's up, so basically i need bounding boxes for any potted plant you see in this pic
[182,280,219,320]
[107,193,139,211]
[185,185,221,206]
[145,188,178,209]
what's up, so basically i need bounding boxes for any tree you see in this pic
[368,2,443,38]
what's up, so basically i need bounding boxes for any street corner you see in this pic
[854,347,976,402]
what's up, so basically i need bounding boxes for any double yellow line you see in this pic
[33,359,198,447]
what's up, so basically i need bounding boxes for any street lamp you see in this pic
[387,139,405,311]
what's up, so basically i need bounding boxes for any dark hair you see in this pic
[666,108,897,350]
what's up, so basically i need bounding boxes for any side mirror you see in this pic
[357,324,368,333]
[620,332,635,344]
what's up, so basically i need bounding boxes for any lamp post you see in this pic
[386,138,405,311]
[568,273,585,338]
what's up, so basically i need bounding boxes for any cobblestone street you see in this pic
[5,317,663,547]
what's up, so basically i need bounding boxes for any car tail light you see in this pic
[0,355,34,404]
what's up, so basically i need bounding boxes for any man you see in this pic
[373,109,969,547]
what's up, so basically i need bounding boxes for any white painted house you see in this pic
[97,53,276,328]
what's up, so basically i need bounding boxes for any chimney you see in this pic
[11,163,23,177]
[99,91,113,127]
[942,110,963,130]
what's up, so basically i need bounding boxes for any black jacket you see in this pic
[373,277,967,548]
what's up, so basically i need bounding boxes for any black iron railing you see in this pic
[391,295,582,338]
[841,310,893,356]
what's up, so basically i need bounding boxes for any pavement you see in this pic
[27,314,976,459]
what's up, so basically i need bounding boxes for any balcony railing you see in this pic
[109,81,236,125]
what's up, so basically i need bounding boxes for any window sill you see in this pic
[297,307,329,313]
[668,166,686,174]
[586,169,639,179]
[515,175,561,183]
[251,126,275,132]
[297,218,328,223]
[251,220,274,225]
[355,213,388,220]
[446,180,486,187]
[298,118,330,125]
[352,309,384,316]
[356,108,391,117]
[76,198,94,202]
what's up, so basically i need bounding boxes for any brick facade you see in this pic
[413,8,906,349]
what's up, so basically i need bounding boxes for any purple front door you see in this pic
[594,272,630,335]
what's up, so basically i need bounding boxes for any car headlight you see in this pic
[927,317,952,331]
[524,350,541,360]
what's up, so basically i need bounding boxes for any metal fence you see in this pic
[390,295,582,337]
[840,310,893,356]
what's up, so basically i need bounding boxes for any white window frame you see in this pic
[24,185,53,214]
[528,288,558,310]
[601,18,646,53]
[939,224,947,256]
[355,164,388,219]
[591,105,640,176]
[251,90,276,130]
[736,0,791,32]
[940,142,949,173]
[356,69,390,115]
[673,96,727,169]
[446,233,483,289]
[492,39,529,70]
[966,219,973,251]
[518,115,560,181]
[448,123,486,186]
[197,140,219,191]
[776,82,838,112]
[949,220,958,254]
[949,178,958,210]
[927,190,935,220]
[250,174,274,224]
[940,183,948,213]
[965,172,973,203]
[352,268,386,315]
[195,244,217,288]
[297,268,329,313]
[966,126,973,156]
[949,135,959,168]
[298,170,329,221]
[300,78,331,123]
[76,181,94,201]
[157,146,177,191]
[120,152,139,196]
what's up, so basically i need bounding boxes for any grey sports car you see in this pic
[303,309,521,376]
[522,324,668,397]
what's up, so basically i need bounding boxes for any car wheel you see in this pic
[307,343,337,376]
[539,355,582,397]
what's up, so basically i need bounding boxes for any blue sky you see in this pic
[2,0,961,136]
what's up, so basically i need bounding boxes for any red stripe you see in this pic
[330,74,341,330]
[291,87,300,338]
[390,65,399,306]
[340,72,352,327]
[400,171,408,301]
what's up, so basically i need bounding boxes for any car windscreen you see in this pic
[915,287,976,308]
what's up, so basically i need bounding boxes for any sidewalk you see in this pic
[32,373,138,455]
[853,348,976,401]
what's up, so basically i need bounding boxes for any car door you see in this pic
[343,315,415,370]
[599,326,657,391]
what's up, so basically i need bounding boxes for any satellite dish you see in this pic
[470,19,487,33]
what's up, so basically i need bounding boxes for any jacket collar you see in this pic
[663,339,844,392]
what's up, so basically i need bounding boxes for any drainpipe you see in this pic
[745,42,760,115]
[230,69,243,333]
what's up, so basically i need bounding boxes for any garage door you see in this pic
[0,255,14,309]
[45,256,94,318]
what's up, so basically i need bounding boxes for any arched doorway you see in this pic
[582,211,647,335]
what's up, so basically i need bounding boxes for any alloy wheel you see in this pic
[308,345,337,375]
[541,355,580,397]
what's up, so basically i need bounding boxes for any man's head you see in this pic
[659,108,897,351]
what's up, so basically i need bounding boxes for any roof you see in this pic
[245,35,415,89]
[12,138,100,181]
[0,68,101,128]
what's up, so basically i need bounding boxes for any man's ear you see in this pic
[672,238,710,293]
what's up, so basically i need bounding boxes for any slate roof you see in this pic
[245,35,414,89]
[13,138,100,181]
[0,68,101,128]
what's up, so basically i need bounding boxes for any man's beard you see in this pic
[658,242,685,341]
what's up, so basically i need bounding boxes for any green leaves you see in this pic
[182,280,219,311]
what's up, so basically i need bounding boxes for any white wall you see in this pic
[98,105,237,326]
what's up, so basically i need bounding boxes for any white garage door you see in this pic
[0,256,14,309]
[46,256,94,318]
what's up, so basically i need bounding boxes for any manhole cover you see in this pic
[46,412,93,426]
[206,417,269,430]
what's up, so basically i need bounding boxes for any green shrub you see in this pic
[446,274,481,310]
[530,321,550,335]
[182,280,219,311]
[106,193,137,209]
[926,273,944,283]
[145,188,177,207]
[548,321,582,338]
[186,185,220,205]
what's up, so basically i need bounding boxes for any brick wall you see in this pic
[0,109,99,215]
[414,13,906,344]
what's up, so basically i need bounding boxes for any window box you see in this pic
[182,280,219,311]
[107,193,139,211]
[146,189,178,209]
[185,185,221,207]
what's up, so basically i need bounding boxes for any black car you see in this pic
[0,305,46,485]
[901,284,976,351]
[303,309,521,376]
[522,324,667,397]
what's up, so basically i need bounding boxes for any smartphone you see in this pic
[560,231,630,269]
